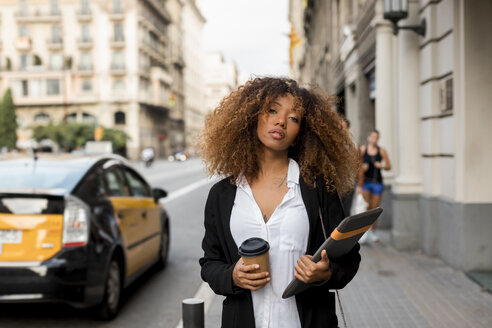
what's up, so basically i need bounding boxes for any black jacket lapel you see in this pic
[299,177,320,254]
[218,180,240,262]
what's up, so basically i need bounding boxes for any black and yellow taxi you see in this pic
[0,153,170,319]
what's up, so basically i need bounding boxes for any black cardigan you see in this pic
[199,177,361,328]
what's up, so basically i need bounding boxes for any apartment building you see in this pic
[204,52,238,115]
[0,0,186,159]
[182,0,205,152]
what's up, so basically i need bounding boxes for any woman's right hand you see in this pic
[232,260,270,291]
[362,163,369,172]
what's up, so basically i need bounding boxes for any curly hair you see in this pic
[199,77,360,195]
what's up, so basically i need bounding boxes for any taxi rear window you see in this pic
[0,163,85,194]
[0,196,64,214]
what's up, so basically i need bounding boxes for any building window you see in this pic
[19,25,29,37]
[51,0,60,15]
[52,25,62,43]
[46,79,60,95]
[20,54,33,70]
[112,78,125,95]
[139,52,150,71]
[139,77,151,97]
[114,111,126,125]
[50,53,63,70]
[82,113,96,124]
[113,0,122,13]
[80,0,90,14]
[79,52,92,70]
[34,113,51,124]
[19,0,28,16]
[21,80,29,96]
[30,79,42,97]
[114,23,124,42]
[65,113,77,122]
[81,24,90,42]
[111,51,125,70]
[81,79,92,92]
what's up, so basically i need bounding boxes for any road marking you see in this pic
[165,176,220,327]
[146,163,206,181]
[174,282,217,328]
[162,177,218,203]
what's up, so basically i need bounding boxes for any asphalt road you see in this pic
[0,158,217,328]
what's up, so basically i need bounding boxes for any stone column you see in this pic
[374,0,395,183]
[391,1,423,251]
[372,0,395,229]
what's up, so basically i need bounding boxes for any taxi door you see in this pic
[121,167,161,266]
[102,165,144,277]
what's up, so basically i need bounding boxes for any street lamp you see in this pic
[383,0,426,37]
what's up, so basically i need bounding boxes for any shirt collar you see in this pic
[286,158,299,188]
[236,158,300,190]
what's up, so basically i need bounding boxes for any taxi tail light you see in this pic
[62,195,90,248]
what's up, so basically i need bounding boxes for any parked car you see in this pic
[0,153,170,320]
[167,151,187,162]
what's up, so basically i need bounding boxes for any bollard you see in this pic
[182,298,204,328]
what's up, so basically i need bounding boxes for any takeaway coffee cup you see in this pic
[238,237,270,274]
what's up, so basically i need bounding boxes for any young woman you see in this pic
[199,77,361,328]
[358,130,391,242]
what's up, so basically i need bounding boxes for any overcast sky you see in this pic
[197,0,290,80]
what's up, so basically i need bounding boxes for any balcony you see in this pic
[47,38,63,51]
[16,37,32,51]
[77,64,93,76]
[143,0,171,24]
[110,92,130,103]
[151,66,172,87]
[110,37,125,48]
[76,9,92,22]
[172,55,185,68]
[138,13,167,39]
[16,9,61,23]
[109,10,125,21]
[77,37,93,49]
[110,64,126,76]
[139,41,166,65]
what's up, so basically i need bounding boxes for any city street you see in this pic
[0,158,491,328]
[0,158,216,328]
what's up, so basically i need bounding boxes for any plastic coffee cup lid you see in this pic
[238,237,270,257]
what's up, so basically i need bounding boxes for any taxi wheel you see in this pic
[156,224,169,270]
[95,259,122,320]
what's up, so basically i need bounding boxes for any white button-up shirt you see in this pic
[230,159,310,328]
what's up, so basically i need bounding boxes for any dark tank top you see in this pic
[363,146,383,183]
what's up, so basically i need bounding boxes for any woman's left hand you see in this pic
[294,250,332,284]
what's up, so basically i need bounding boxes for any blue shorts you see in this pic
[363,182,384,195]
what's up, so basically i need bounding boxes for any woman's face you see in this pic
[256,94,301,154]
[367,131,379,146]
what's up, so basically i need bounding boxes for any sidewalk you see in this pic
[204,230,492,328]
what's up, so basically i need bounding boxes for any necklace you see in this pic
[270,172,288,190]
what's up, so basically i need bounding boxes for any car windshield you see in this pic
[0,160,86,195]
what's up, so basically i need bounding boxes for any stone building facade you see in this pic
[203,52,238,115]
[182,0,205,153]
[0,0,186,159]
[290,0,492,272]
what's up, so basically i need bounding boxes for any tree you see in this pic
[101,127,130,156]
[0,89,18,150]
[31,122,129,155]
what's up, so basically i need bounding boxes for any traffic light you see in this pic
[169,94,176,107]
